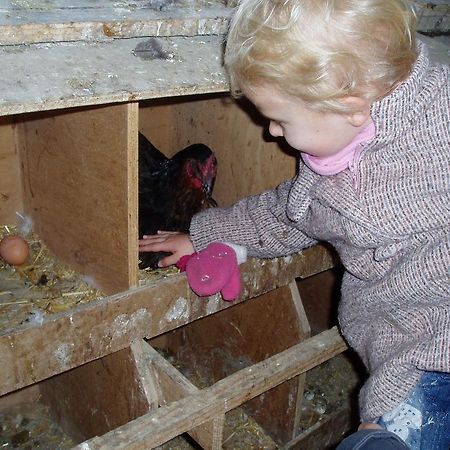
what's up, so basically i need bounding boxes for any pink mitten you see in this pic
[185,242,243,301]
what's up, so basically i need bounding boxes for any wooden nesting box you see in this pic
[1,2,447,448]
[0,84,342,447]
[0,5,345,441]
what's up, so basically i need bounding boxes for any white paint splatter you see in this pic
[165,297,189,322]
[206,295,220,315]
[54,343,74,369]
[111,308,150,341]
[27,309,44,326]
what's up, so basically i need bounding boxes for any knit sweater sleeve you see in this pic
[189,178,317,257]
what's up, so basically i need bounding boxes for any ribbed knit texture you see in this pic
[190,42,450,421]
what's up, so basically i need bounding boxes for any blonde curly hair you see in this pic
[225,0,417,113]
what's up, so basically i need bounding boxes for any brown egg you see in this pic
[0,235,29,266]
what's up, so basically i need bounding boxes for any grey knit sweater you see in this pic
[190,42,450,421]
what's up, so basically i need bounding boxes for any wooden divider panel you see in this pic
[16,102,139,294]
[131,340,225,449]
[39,347,150,443]
[0,117,22,225]
[74,327,347,449]
[154,281,311,444]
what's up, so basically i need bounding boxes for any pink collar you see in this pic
[301,121,375,176]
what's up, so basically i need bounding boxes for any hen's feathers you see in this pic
[138,132,217,269]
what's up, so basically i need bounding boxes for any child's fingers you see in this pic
[157,253,179,268]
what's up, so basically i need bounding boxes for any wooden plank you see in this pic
[39,347,150,443]
[0,117,22,224]
[0,0,232,45]
[74,327,347,449]
[0,245,334,397]
[0,384,40,410]
[413,1,450,33]
[16,102,138,295]
[0,37,446,118]
[160,281,310,444]
[131,340,224,449]
[140,95,297,207]
[0,36,227,117]
[129,340,162,411]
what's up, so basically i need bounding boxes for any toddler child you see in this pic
[139,0,450,448]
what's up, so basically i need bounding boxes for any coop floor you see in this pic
[0,402,75,450]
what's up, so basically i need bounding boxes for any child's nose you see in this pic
[269,121,283,137]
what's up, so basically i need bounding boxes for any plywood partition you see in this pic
[140,94,297,207]
[152,281,311,444]
[16,102,139,295]
[39,347,151,444]
[0,117,22,225]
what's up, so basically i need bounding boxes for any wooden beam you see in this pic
[0,117,22,224]
[0,1,232,45]
[0,245,334,397]
[131,340,224,449]
[74,327,347,449]
[160,281,311,444]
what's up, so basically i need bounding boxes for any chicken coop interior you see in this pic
[0,1,449,449]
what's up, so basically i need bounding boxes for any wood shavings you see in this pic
[138,264,180,286]
[0,402,75,449]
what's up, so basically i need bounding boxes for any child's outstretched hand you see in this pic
[138,231,194,267]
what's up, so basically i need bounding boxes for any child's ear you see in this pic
[340,96,371,127]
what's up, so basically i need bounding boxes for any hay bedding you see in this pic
[0,225,178,332]
[0,225,360,448]
[0,225,103,331]
[0,403,75,450]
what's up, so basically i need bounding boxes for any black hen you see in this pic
[139,132,218,269]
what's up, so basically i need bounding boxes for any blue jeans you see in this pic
[378,370,450,450]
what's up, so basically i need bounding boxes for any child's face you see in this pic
[244,85,370,157]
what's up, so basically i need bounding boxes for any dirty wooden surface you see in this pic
[73,327,347,450]
[0,0,232,45]
[0,244,334,396]
[413,0,450,34]
[0,0,446,119]
[0,36,447,118]
[0,35,227,117]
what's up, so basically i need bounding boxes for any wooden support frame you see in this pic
[0,244,334,398]
[16,103,139,295]
[72,327,346,449]
[131,340,225,449]
[154,281,311,445]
